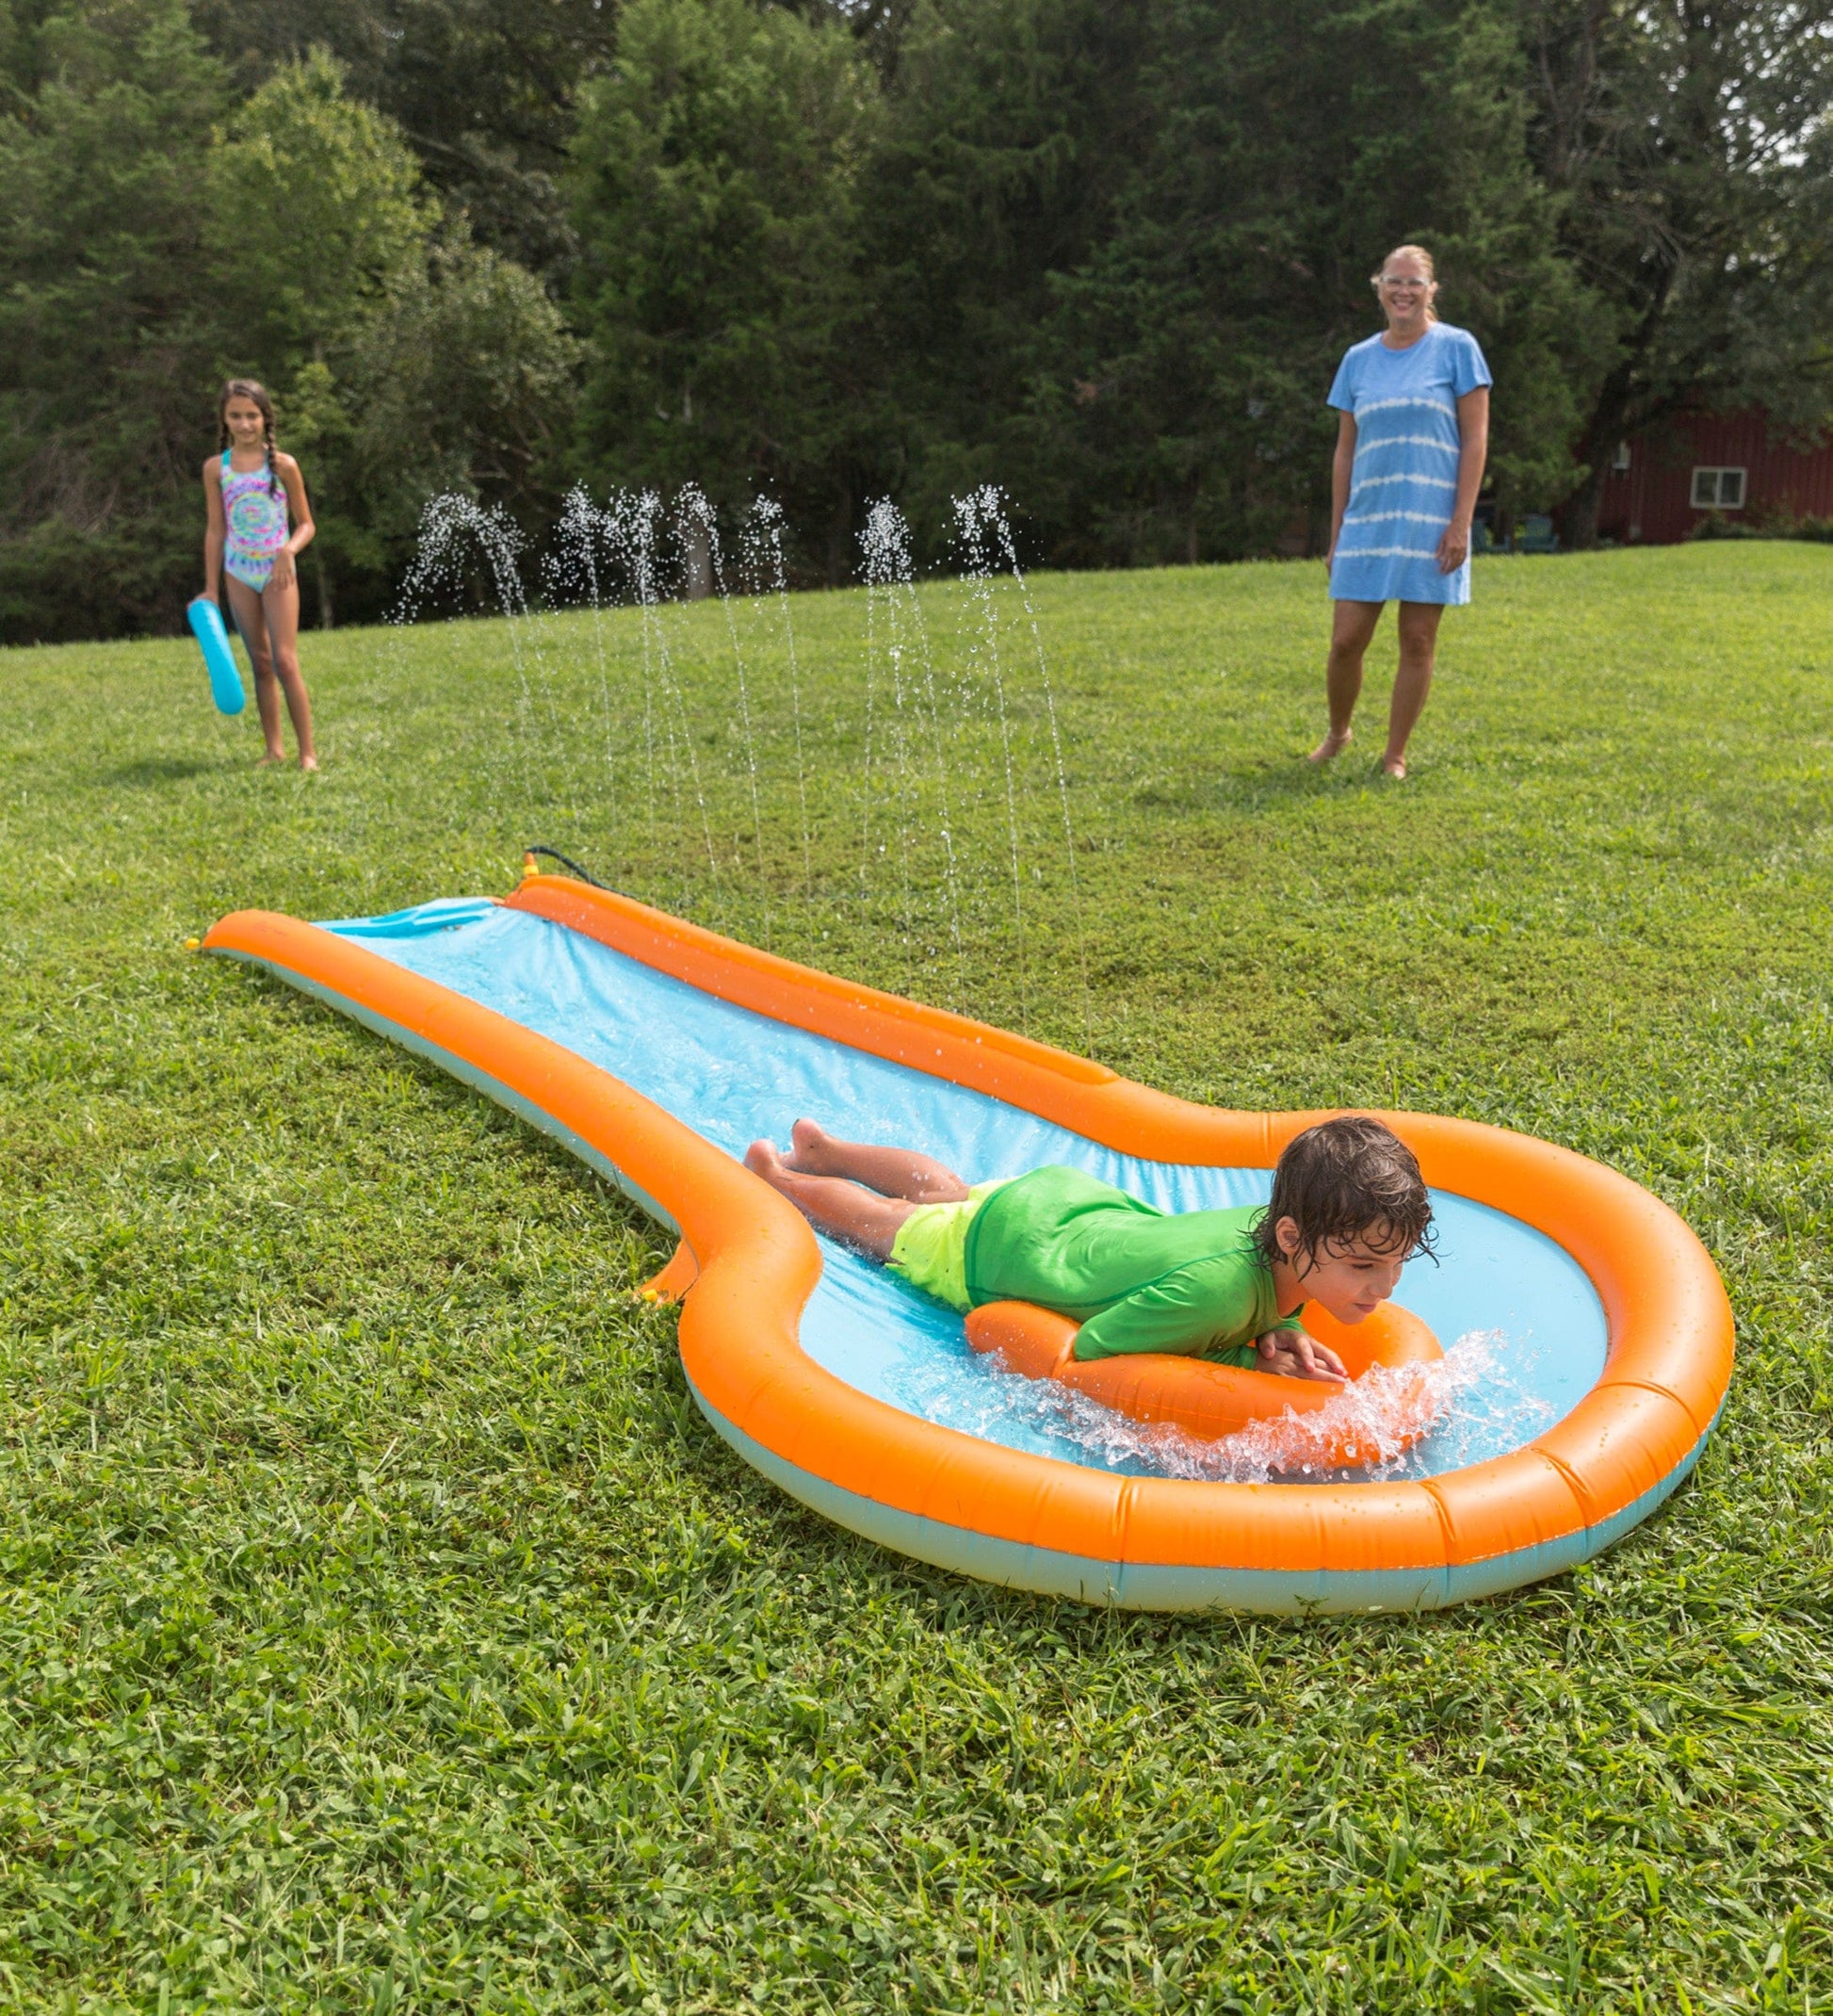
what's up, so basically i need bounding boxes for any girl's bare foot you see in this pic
[256,751,284,768]
[1307,728,1353,765]
[300,755,320,772]
[744,1139,787,1184]
[1379,755,1407,780]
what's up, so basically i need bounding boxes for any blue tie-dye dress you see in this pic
[1326,322,1491,606]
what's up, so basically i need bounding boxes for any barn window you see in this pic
[1612,441,1631,472]
[1691,466,1746,510]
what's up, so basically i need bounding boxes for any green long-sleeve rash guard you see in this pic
[961,1166,1304,1368]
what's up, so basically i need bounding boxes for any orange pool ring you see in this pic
[202,871,1737,1613]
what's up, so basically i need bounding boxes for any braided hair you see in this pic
[218,378,281,496]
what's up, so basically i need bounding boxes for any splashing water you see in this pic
[738,497,813,897]
[389,495,547,821]
[893,1326,1556,1484]
[389,482,1090,1015]
[677,484,769,935]
[608,489,723,916]
[952,488,1031,1027]
[969,485,1092,1043]
[860,498,966,1003]
[544,485,620,832]
[393,491,641,848]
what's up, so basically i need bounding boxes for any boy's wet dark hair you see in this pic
[1255,1114,1436,1271]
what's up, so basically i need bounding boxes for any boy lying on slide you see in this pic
[744,1113,1435,1382]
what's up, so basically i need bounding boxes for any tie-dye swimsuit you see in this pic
[219,449,290,591]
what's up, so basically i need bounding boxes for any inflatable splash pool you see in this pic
[203,872,1734,1613]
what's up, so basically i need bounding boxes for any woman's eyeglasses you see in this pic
[1379,274,1431,291]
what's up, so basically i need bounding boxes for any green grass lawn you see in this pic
[3,542,1832,2010]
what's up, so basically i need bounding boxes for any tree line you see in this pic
[3,0,1829,642]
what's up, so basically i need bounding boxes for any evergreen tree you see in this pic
[205,49,426,367]
[1524,0,1833,545]
[0,0,231,639]
[569,0,878,577]
[206,52,579,624]
[191,0,618,278]
[5,0,1832,638]
[0,20,576,641]
[860,0,1147,560]
[300,233,579,618]
[1024,0,1594,565]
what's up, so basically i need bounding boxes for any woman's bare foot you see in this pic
[1307,727,1354,765]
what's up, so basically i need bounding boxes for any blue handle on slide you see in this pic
[187,595,247,715]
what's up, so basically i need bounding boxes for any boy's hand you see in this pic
[1255,1328,1348,1383]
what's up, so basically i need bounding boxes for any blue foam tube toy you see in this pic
[187,595,247,715]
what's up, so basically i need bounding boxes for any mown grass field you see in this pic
[3,542,1831,2011]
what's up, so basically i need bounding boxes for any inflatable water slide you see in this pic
[203,869,1734,1614]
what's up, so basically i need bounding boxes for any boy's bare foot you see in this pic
[300,755,320,773]
[744,1139,787,1185]
[1307,728,1353,765]
[256,751,284,768]
[787,1117,834,1171]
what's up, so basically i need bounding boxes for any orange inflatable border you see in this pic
[204,875,1734,1586]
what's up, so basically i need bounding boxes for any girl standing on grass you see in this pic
[203,379,319,771]
[1308,245,1490,781]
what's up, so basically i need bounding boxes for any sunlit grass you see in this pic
[2,543,1831,2008]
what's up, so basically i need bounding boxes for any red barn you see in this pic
[1597,411,1833,545]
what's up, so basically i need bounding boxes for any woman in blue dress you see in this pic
[1307,245,1490,780]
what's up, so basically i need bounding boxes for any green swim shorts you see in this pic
[886,1179,1012,1311]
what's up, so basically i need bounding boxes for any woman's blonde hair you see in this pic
[1371,244,1439,320]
